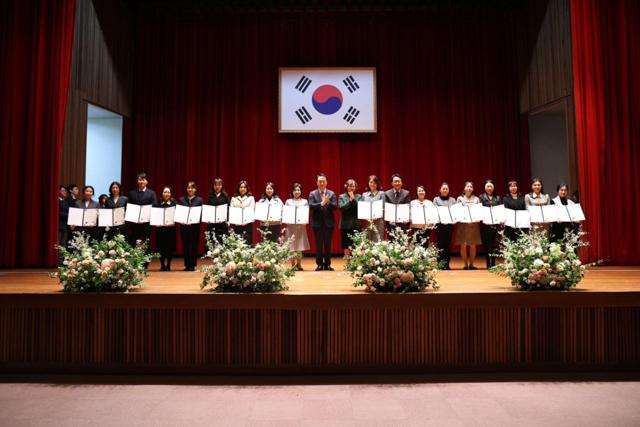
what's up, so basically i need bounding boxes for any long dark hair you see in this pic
[460,181,475,197]
[367,175,382,192]
[209,178,228,198]
[290,182,303,198]
[234,180,252,197]
[531,177,545,195]
[507,180,521,197]
[262,181,277,200]
[108,181,122,198]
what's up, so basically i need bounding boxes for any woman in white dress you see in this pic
[410,185,435,248]
[229,180,255,245]
[284,183,310,271]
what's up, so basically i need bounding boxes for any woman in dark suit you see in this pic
[338,178,362,259]
[154,186,176,271]
[479,180,502,268]
[551,183,579,242]
[178,181,204,271]
[503,180,528,241]
[206,178,229,244]
[106,181,128,238]
[74,185,100,240]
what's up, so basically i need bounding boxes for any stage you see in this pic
[1,259,639,375]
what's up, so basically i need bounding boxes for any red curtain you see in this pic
[571,0,640,264]
[124,8,530,254]
[0,0,76,266]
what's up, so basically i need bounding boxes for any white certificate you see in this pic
[229,206,255,225]
[282,205,309,225]
[68,207,98,227]
[82,209,98,227]
[482,205,506,225]
[384,204,410,223]
[567,204,585,221]
[556,204,572,223]
[201,204,228,224]
[505,208,531,229]
[357,200,384,221]
[125,204,152,223]
[150,206,176,226]
[175,205,202,224]
[436,205,455,224]
[68,207,83,226]
[528,205,558,223]
[410,205,440,225]
[98,207,126,227]
[254,202,283,222]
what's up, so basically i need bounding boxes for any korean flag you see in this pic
[279,68,377,133]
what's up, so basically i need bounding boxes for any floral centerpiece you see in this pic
[55,233,155,293]
[200,230,296,292]
[490,229,588,290]
[345,225,440,292]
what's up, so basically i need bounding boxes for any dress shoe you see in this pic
[324,266,334,271]
[315,266,323,271]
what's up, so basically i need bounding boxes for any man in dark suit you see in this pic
[384,173,411,234]
[127,172,157,246]
[309,173,337,271]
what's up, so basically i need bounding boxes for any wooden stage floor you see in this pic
[1,257,639,295]
[2,258,640,374]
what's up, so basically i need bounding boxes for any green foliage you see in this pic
[200,230,296,292]
[54,233,155,293]
[345,224,440,293]
[490,228,589,290]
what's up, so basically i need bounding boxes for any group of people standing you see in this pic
[58,172,579,272]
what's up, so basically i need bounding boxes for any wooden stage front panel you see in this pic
[1,261,639,374]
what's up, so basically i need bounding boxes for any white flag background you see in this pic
[279,68,377,133]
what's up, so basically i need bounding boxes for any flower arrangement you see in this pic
[200,230,296,292]
[55,233,155,293]
[345,225,440,292]
[490,229,588,290]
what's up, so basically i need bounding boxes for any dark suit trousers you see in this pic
[181,224,200,269]
[313,226,333,267]
[128,223,152,247]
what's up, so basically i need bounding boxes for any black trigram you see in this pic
[342,75,360,93]
[295,75,312,93]
[343,106,360,124]
[295,106,312,124]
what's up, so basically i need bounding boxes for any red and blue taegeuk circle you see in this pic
[312,85,343,115]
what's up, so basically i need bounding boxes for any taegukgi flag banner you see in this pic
[279,68,377,133]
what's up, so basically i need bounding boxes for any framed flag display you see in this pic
[279,67,377,133]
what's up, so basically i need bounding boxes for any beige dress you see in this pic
[525,192,551,231]
[455,195,482,245]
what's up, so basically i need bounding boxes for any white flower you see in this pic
[533,259,544,268]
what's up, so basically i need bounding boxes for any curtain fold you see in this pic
[0,0,76,266]
[571,0,640,264]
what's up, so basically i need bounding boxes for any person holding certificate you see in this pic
[257,182,283,243]
[284,183,310,270]
[106,181,128,238]
[410,185,435,248]
[479,180,502,268]
[433,182,456,270]
[309,173,337,271]
[230,180,255,245]
[551,183,579,242]
[74,185,100,240]
[97,194,109,240]
[178,181,203,271]
[338,179,362,260]
[503,180,528,241]
[362,175,385,241]
[384,174,411,235]
[206,178,229,244]
[456,181,481,270]
[154,186,177,271]
[524,178,550,231]
[58,186,69,263]
[127,172,157,246]
[65,184,79,248]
